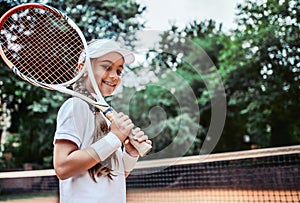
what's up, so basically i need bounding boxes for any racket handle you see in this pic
[100,106,152,157]
[128,133,152,157]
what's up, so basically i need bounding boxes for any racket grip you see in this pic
[128,132,152,157]
[101,106,152,157]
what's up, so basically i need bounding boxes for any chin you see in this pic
[103,92,113,97]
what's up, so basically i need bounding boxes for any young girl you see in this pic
[53,39,151,203]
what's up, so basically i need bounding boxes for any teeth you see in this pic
[103,81,115,86]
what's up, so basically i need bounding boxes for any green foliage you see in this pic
[141,20,226,155]
[220,0,300,148]
[112,69,203,157]
[0,64,67,169]
[48,0,145,45]
[122,0,300,154]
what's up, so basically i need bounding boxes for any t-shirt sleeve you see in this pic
[54,98,90,148]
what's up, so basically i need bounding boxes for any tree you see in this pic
[116,0,300,155]
[113,20,227,157]
[220,0,300,148]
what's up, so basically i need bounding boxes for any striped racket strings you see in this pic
[0,6,84,85]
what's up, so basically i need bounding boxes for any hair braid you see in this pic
[73,76,118,181]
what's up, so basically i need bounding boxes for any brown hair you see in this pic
[73,74,118,182]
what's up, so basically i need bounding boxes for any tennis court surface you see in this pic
[0,145,299,202]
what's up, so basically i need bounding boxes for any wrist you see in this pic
[123,150,139,172]
[90,132,122,161]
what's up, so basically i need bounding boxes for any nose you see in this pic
[108,69,118,79]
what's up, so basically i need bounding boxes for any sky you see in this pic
[137,0,244,31]
[123,0,246,87]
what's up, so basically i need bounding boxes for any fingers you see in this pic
[115,113,133,126]
[123,138,139,157]
[132,127,151,143]
[110,112,134,142]
[124,127,152,157]
[124,139,130,145]
[145,139,152,145]
[110,112,152,146]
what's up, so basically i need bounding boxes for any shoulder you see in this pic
[62,97,90,108]
[57,97,92,121]
[59,97,90,112]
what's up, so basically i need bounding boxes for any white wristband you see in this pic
[90,132,122,161]
[123,151,139,172]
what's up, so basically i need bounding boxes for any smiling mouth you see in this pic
[103,80,116,87]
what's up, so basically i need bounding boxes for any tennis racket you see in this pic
[0,3,152,156]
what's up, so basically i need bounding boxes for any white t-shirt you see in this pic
[54,97,138,203]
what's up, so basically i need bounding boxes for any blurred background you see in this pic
[0,0,299,202]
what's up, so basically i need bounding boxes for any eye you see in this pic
[117,69,122,76]
[101,65,111,71]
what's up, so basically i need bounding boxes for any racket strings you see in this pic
[30,15,79,83]
[0,6,84,85]
[33,10,82,83]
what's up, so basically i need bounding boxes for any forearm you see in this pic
[123,150,139,177]
[54,144,98,180]
[54,133,122,180]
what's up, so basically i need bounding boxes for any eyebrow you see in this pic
[99,59,113,64]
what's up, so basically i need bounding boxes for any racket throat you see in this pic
[95,105,114,121]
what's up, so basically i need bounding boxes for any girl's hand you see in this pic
[124,128,152,157]
[110,112,134,143]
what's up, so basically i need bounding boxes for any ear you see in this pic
[78,62,88,77]
[78,62,84,71]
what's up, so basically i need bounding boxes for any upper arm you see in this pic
[53,139,78,170]
[54,98,91,148]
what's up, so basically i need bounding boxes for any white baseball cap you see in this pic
[87,39,135,64]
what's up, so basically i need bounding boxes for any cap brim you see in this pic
[88,40,135,64]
